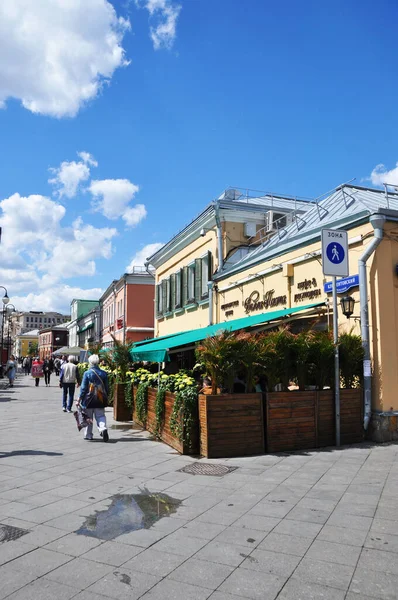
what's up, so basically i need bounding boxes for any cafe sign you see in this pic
[244,290,287,314]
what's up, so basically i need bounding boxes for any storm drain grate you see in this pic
[0,524,29,544]
[179,463,238,476]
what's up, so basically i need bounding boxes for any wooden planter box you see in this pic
[113,382,133,422]
[199,393,265,458]
[266,388,363,453]
[133,386,199,455]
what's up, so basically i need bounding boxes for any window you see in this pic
[188,264,195,302]
[39,318,42,323]
[57,318,60,323]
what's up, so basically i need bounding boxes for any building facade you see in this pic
[38,325,69,359]
[100,268,155,348]
[68,300,99,348]
[77,306,101,350]
[14,330,39,357]
[144,184,398,441]
[8,311,70,339]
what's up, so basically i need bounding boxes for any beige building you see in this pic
[142,184,398,442]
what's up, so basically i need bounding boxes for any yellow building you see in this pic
[14,329,39,357]
[140,184,398,442]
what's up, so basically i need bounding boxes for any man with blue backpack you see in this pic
[77,354,110,442]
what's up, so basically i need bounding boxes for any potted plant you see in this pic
[107,335,134,422]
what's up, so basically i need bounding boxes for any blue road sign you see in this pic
[326,242,345,265]
[324,274,359,294]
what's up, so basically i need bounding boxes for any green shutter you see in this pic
[170,274,176,310]
[156,284,162,317]
[182,266,188,307]
[207,251,213,281]
[162,280,167,313]
[195,258,202,302]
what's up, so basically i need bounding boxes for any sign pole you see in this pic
[332,275,340,447]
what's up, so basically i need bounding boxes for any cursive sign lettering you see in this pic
[244,290,287,314]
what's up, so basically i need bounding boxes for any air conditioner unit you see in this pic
[264,211,291,232]
[244,222,257,238]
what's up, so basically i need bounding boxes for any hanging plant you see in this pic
[169,386,198,451]
[155,386,166,435]
[135,381,149,424]
[125,380,133,408]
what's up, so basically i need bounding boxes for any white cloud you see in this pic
[12,285,103,314]
[89,178,147,227]
[369,163,398,187]
[136,0,181,50]
[0,190,118,311]
[126,242,164,271]
[123,204,147,227]
[49,152,97,198]
[0,0,130,118]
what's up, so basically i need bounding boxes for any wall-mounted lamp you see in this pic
[340,295,356,319]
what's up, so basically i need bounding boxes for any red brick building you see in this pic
[38,325,69,359]
[100,268,155,348]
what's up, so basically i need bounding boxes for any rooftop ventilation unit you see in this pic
[264,211,291,233]
[218,188,242,201]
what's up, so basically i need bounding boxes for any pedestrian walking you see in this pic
[31,357,44,386]
[77,354,109,442]
[5,355,17,387]
[24,356,32,375]
[54,357,61,376]
[59,356,81,413]
[43,356,54,386]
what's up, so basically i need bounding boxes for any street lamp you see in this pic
[340,295,355,319]
[5,304,16,360]
[0,286,9,371]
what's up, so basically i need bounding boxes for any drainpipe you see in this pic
[214,200,224,272]
[145,261,156,338]
[359,214,386,430]
[208,282,213,326]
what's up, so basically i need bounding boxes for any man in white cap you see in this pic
[77,354,109,442]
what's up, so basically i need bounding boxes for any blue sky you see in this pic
[0,0,397,312]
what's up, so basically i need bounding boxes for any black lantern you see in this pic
[340,295,355,319]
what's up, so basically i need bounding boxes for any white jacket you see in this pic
[60,362,78,384]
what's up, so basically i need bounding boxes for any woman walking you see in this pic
[5,355,17,387]
[43,357,52,387]
[31,357,44,387]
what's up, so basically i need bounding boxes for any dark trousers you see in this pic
[62,383,76,410]
[44,371,51,385]
[35,378,40,386]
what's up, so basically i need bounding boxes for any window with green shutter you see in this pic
[187,264,195,303]
[194,258,202,302]
[170,273,176,310]
[201,251,213,299]
[182,266,189,306]
[175,270,182,309]
[156,284,163,317]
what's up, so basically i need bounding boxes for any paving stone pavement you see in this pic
[0,375,398,600]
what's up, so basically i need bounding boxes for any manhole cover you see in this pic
[179,463,238,476]
[0,524,29,544]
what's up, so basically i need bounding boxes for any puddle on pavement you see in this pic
[76,492,181,540]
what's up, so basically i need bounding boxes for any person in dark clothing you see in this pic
[43,357,53,387]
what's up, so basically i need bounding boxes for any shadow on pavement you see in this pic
[0,450,63,458]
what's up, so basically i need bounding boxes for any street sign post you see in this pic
[321,229,349,448]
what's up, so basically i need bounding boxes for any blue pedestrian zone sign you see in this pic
[326,242,345,264]
[324,274,359,294]
[321,229,349,277]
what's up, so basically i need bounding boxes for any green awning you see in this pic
[130,301,325,363]
[78,323,94,334]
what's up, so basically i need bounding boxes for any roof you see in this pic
[19,329,39,337]
[216,185,398,279]
[147,188,316,268]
